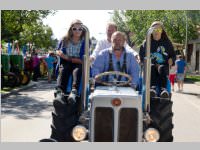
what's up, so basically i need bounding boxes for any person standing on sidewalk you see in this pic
[45,51,56,83]
[169,65,176,91]
[175,55,187,92]
[32,52,40,81]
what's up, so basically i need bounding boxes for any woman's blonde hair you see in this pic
[63,19,86,44]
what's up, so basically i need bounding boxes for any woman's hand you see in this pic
[56,50,71,62]
[56,50,63,56]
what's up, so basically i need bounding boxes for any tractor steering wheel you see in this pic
[94,71,132,86]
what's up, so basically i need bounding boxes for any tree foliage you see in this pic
[112,10,200,47]
[1,10,57,51]
[112,10,132,45]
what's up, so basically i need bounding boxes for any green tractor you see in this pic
[1,54,16,88]
[10,54,30,86]
[1,54,30,89]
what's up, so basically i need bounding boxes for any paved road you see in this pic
[1,80,56,142]
[172,82,200,142]
[1,80,200,142]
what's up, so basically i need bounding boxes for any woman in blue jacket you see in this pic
[56,19,86,102]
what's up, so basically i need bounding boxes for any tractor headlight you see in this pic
[144,128,160,142]
[72,125,87,141]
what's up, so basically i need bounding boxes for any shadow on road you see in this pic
[181,92,200,99]
[26,80,57,92]
[1,81,55,120]
[1,95,53,120]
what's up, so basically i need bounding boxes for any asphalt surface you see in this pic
[1,80,56,142]
[1,80,200,142]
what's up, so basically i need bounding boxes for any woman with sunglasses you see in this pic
[56,19,86,103]
[139,21,176,99]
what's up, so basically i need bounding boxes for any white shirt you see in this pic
[169,66,176,75]
[91,39,138,59]
[91,39,111,59]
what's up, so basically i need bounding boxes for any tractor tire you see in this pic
[50,92,80,142]
[53,98,79,118]
[150,98,174,142]
[21,72,31,85]
[7,73,17,88]
[16,74,23,86]
[39,138,57,142]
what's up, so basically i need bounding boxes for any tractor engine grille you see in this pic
[118,108,138,142]
[94,107,138,142]
[94,107,114,142]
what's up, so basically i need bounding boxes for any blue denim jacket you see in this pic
[92,48,140,87]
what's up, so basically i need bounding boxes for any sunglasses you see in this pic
[153,28,163,33]
[72,27,83,32]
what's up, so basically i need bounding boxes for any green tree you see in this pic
[1,10,57,52]
[112,10,200,47]
[112,10,133,45]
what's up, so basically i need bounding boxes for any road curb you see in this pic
[1,81,38,98]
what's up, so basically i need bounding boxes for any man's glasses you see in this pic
[72,27,83,32]
[153,28,162,33]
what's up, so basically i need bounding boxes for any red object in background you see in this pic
[169,74,176,86]
[24,57,33,72]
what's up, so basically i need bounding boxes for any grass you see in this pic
[1,87,17,93]
[185,75,200,82]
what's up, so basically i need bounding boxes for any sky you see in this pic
[42,10,114,41]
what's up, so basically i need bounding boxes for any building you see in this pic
[187,26,200,74]
[173,43,184,56]
[187,39,200,74]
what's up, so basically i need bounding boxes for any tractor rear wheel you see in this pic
[150,99,174,142]
[7,73,17,88]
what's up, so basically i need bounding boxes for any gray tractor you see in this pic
[42,26,173,142]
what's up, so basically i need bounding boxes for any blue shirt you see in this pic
[176,59,186,74]
[45,56,55,69]
[92,48,140,87]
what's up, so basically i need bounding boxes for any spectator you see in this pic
[169,65,176,91]
[175,55,186,92]
[32,53,40,81]
[45,51,56,83]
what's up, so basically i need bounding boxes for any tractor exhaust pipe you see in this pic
[144,27,154,112]
[81,25,90,111]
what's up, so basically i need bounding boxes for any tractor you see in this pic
[40,25,173,142]
[1,54,30,89]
